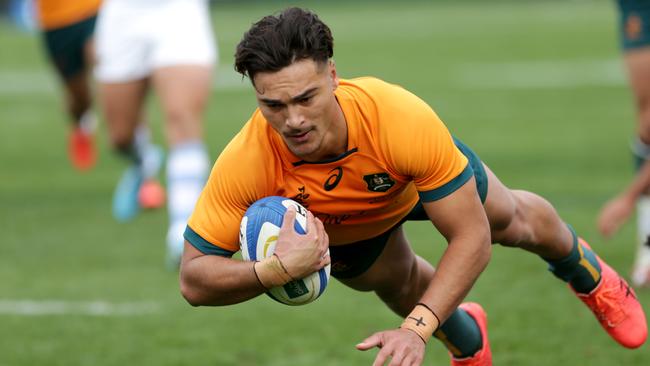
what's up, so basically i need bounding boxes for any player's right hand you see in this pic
[356,328,426,366]
[274,205,330,279]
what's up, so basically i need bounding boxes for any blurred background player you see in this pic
[94,0,216,269]
[598,0,650,287]
[35,0,100,171]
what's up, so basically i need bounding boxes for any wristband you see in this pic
[399,303,441,344]
[253,254,294,289]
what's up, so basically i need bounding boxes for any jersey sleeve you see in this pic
[375,81,471,202]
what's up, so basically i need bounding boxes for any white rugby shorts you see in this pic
[95,0,217,82]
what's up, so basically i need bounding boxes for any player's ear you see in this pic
[328,59,339,90]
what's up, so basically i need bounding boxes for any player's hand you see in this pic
[356,328,426,366]
[598,194,635,238]
[274,205,330,279]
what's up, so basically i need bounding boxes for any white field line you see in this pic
[0,299,161,316]
[453,59,627,89]
[0,64,250,96]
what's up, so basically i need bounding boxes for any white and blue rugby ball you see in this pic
[240,196,330,306]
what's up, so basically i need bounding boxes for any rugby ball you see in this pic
[240,196,330,305]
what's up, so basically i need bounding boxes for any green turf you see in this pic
[1,0,649,364]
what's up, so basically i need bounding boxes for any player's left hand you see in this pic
[355,328,425,366]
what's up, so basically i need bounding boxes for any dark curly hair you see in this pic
[234,7,334,82]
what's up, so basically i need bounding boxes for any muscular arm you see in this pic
[420,176,492,324]
[180,208,330,307]
[180,242,266,306]
[356,177,492,364]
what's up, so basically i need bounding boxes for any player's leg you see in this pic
[99,80,147,156]
[94,2,165,222]
[152,65,212,269]
[99,79,164,221]
[152,65,211,147]
[333,227,489,362]
[61,64,96,171]
[482,166,576,259]
[66,30,95,122]
[42,16,98,170]
[150,0,216,269]
[483,163,647,348]
[625,47,650,287]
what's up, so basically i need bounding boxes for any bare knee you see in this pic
[492,190,572,257]
[487,194,516,233]
[492,190,549,247]
[164,108,202,145]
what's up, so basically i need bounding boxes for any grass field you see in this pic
[1,0,650,364]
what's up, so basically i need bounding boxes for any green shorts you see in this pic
[618,0,650,50]
[330,138,488,279]
[43,15,97,79]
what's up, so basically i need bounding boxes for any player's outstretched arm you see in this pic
[355,178,491,366]
[180,206,330,306]
[180,243,268,306]
[417,177,492,323]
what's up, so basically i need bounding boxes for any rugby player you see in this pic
[36,0,100,171]
[181,8,648,365]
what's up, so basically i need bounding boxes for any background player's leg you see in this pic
[100,80,163,221]
[152,65,212,269]
[44,21,97,171]
[625,48,650,287]
[61,67,96,171]
[100,80,147,153]
[337,227,485,359]
[62,69,92,125]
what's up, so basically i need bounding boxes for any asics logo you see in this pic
[323,167,343,191]
[620,278,636,300]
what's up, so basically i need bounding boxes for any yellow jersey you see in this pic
[188,77,469,253]
[36,0,101,30]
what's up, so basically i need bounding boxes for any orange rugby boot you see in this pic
[573,240,648,349]
[138,179,165,209]
[68,126,96,171]
[450,303,492,366]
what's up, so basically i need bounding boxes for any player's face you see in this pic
[253,59,345,162]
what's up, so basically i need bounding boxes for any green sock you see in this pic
[543,225,601,294]
[434,308,482,358]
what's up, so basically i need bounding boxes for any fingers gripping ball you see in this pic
[240,196,330,305]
